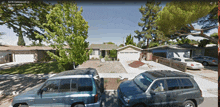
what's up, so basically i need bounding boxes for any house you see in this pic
[87,44,118,59]
[117,45,143,61]
[0,45,62,63]
[142,44,205,59]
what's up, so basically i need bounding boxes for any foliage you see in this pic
[30,41,45,46]
[149,41,159,48]
[0,1,54,44]
[176,37,191,44]
[119,44,124,47]
[210,32,218,39]
[109,49,117,58]
[36,2,91,70]
[17,30,25,46]
[125,34,136,46]
[104,55,111,61]
[99,55,103,59]
[103,42,115,44]
[198,39,210,47]
[156,1,217,43]
[134,0,164,48]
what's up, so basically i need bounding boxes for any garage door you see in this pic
[118,52,140,61]
[14,54,35,62]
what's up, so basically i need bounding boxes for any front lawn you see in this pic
[0,62,63,74]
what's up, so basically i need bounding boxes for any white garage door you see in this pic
[118,52,140,61]
[14,54,35,62]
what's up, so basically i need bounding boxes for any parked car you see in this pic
[171,57,204,70]
[10,68,104,107]
[117,70,204,107]
[192,56,218,66]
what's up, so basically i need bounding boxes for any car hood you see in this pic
[14,85,41,100]
[119,80,144,97]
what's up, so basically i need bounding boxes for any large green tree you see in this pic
[156,1,218,43]
[134,0,164,49]
[125,34,136,46]
[103,42,115,44]
[0,1,54,44]
[36,1,91,70]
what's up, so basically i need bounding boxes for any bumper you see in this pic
[187,66,204,70]
[9,105,13,107]
[85,100,102,107]
[196,97,204,105]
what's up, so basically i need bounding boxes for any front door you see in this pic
[101,50,105,58]
[34,79,60,107]
[148,80,167,106]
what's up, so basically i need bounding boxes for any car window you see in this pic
[180,78,194,89]
[166,79,180,91]
[42,80,59,93]
[133,74,153,91]
[71,78,78,92]
[78,78,93,91]
[59,79,71,92]
[151,80,165,92]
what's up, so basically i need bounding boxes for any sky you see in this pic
[0,1,218,46]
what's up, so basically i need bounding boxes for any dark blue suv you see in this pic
[117,70,204,107]
[10,68,104,107]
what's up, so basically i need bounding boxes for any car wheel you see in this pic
[74,104,85,107]
[202,62,208,66]
[183,100,195,107]
[18,104,29,107]
[134,104,146,107]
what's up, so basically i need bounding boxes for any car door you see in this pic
[53,79,72,107]
[34,79,60,107]
[148,79,167,106]
[165,78,182,106]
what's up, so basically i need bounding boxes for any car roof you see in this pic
[51,68,98,78]
[142,70,193,80]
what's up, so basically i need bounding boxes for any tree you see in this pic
[134,0,164,49]
[119,44,124,47]
[103,42,115,44]
[36,1,91,70]
[0,1,54,44]
[156,1,218,43]
[17,28,25,46]
[125,34,136,46]
[198,39,210,47]
[109,49,117,59]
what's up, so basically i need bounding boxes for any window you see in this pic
[133,74,153,91]
[151,80,165,92]
[77,78,93,91]
[71,78,78,92]
[166,79,180,91]
[59,79,71,92]
[41,80,59,93]
[180,79,193,89]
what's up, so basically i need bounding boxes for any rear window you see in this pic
[180,78,194,89]
[166,79,180,91]
[76,78,93,91]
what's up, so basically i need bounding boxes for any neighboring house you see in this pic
[117,45,143,61]
[204,45,217,58]
[0,45,64,63]
[142,44,204,59]
[87,44,118,59]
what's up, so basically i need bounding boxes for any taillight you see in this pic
[94,94,98,103]
[212,60,215,62]
[191,64,194,66]
[200,89,202,97]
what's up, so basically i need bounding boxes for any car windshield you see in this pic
[185,59,194,62]
[133,74,153,91]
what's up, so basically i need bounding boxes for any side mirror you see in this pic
[37,88,47,95]
[150,90,155,95]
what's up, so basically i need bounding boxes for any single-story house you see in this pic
[117,45,143,61]
[0,45,68,63]
[142,44,205,59]
[87,44,119,59]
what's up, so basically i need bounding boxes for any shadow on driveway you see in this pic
[102,91,119,107]
[203,65,218,72]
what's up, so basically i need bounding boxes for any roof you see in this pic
[0,45,69,51]
[51,68,98,78]
[142,70,193,80]
[88,44,118,50]
[144,44,201,51]
[116,45,143,51]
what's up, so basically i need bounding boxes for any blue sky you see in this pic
[0,1,217,46]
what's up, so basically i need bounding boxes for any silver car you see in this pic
[10,68,104,107]
[193,56,218,66]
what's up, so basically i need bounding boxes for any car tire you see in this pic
[74,104,85,107]
[134,104,146,107]
[18,104,29,107]
[182,100,195,107]
[202,61,208,66]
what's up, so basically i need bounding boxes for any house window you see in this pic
[91,50,95,55]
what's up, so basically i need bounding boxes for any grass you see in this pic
[0,62,63,74]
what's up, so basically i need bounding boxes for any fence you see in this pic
[152,55,187,72]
